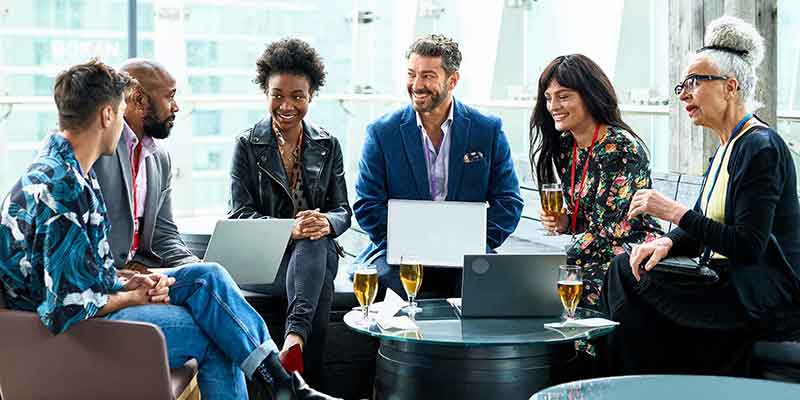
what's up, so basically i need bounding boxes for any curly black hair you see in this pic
[254,38,327,94]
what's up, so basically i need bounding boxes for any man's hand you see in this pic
[292,209,331,241]
[122,273,175,304]
[123,273,157,291]
[124,261,151,274]
[146,274,176,304]
[99,273,176,315]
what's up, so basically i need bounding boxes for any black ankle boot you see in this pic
[254,352,294,400]
[253,353,342,400]
[289,371,342,400]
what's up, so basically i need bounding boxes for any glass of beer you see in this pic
[400,255,424,314]
[557,265,583,320]
[353,264,379,327]
[540,183,564,236]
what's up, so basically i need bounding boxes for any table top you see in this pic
[343,299,615,346]
[530,375,800,400]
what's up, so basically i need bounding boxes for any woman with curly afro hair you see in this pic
[228,38,352,389]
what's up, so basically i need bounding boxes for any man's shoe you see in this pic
[254,353,294,400]
[290,371,342,400]
[253,353,342,400]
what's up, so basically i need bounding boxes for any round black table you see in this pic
[344,299,616,400]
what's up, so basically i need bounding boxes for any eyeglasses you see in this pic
[674,74,728,95]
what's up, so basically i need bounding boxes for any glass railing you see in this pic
[1,95,799,217]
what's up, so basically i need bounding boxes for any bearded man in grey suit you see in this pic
[94,58,197,271]
[91,59,339,400]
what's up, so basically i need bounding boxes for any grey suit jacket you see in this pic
[94,124,199,269]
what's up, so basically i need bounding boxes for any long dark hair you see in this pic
[529,54,642,189]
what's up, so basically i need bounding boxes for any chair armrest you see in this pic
[0,310,173,400]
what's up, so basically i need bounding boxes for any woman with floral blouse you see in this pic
[529,54,663,310]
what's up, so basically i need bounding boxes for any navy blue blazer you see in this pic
[353,99,524,263]
[666,125,800,320]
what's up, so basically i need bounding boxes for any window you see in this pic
[2,0,799,216]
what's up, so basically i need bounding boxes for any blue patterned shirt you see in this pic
[0,133,122,334]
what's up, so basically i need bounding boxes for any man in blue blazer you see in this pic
[354,35,524,299]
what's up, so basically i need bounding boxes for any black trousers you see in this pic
[271,237,338,386]
[599,254,754,376]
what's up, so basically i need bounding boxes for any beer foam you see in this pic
[355,269,378,275]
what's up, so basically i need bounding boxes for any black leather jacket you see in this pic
[228,118,352,240]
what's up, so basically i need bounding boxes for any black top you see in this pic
[666,125,800,319]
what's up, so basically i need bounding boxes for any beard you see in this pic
[142,103,175,139]
[408,81,449,113]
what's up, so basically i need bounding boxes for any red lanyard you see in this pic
[569,124,601,233]
[131,141,143,253]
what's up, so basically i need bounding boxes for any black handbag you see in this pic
[623,243,719,284]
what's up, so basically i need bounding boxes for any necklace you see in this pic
[272,119,303,189]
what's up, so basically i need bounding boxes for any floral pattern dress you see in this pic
[557,126,663,309]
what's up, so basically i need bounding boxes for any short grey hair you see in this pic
[405,34,462,75]
[695,16,765,112]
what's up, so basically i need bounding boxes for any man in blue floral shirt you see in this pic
[0,59,337,400]
[0,61,131,333]
[0,131,121,331]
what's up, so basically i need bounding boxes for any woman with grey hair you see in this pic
[600,16,800,375]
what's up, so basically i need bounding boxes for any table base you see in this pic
[374,340,553,400]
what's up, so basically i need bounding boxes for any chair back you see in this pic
[0,310,174,399]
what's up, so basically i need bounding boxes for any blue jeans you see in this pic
[107,263,279,400]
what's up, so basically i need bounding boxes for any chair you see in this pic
[0,293,200,400]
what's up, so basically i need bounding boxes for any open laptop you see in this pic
[460,254,566,318]
[203,219,294,289]
[387,199,487,267]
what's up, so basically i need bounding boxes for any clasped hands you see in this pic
[118,269,176,306]
[292,209,331,241]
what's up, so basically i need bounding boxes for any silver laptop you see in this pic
[387,199,487,267]
[204,219,294,287]
[460,254,566,318]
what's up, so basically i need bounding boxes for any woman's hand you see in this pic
[539,207,569,234]
[292,209,331,240]
[291,213,310,240]
[628,237,673,281]
[628,189,688,225]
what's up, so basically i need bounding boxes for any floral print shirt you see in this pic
[557,126,663,307]
[0,134,122,334]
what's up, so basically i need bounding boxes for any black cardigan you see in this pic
[666,125,800,320]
